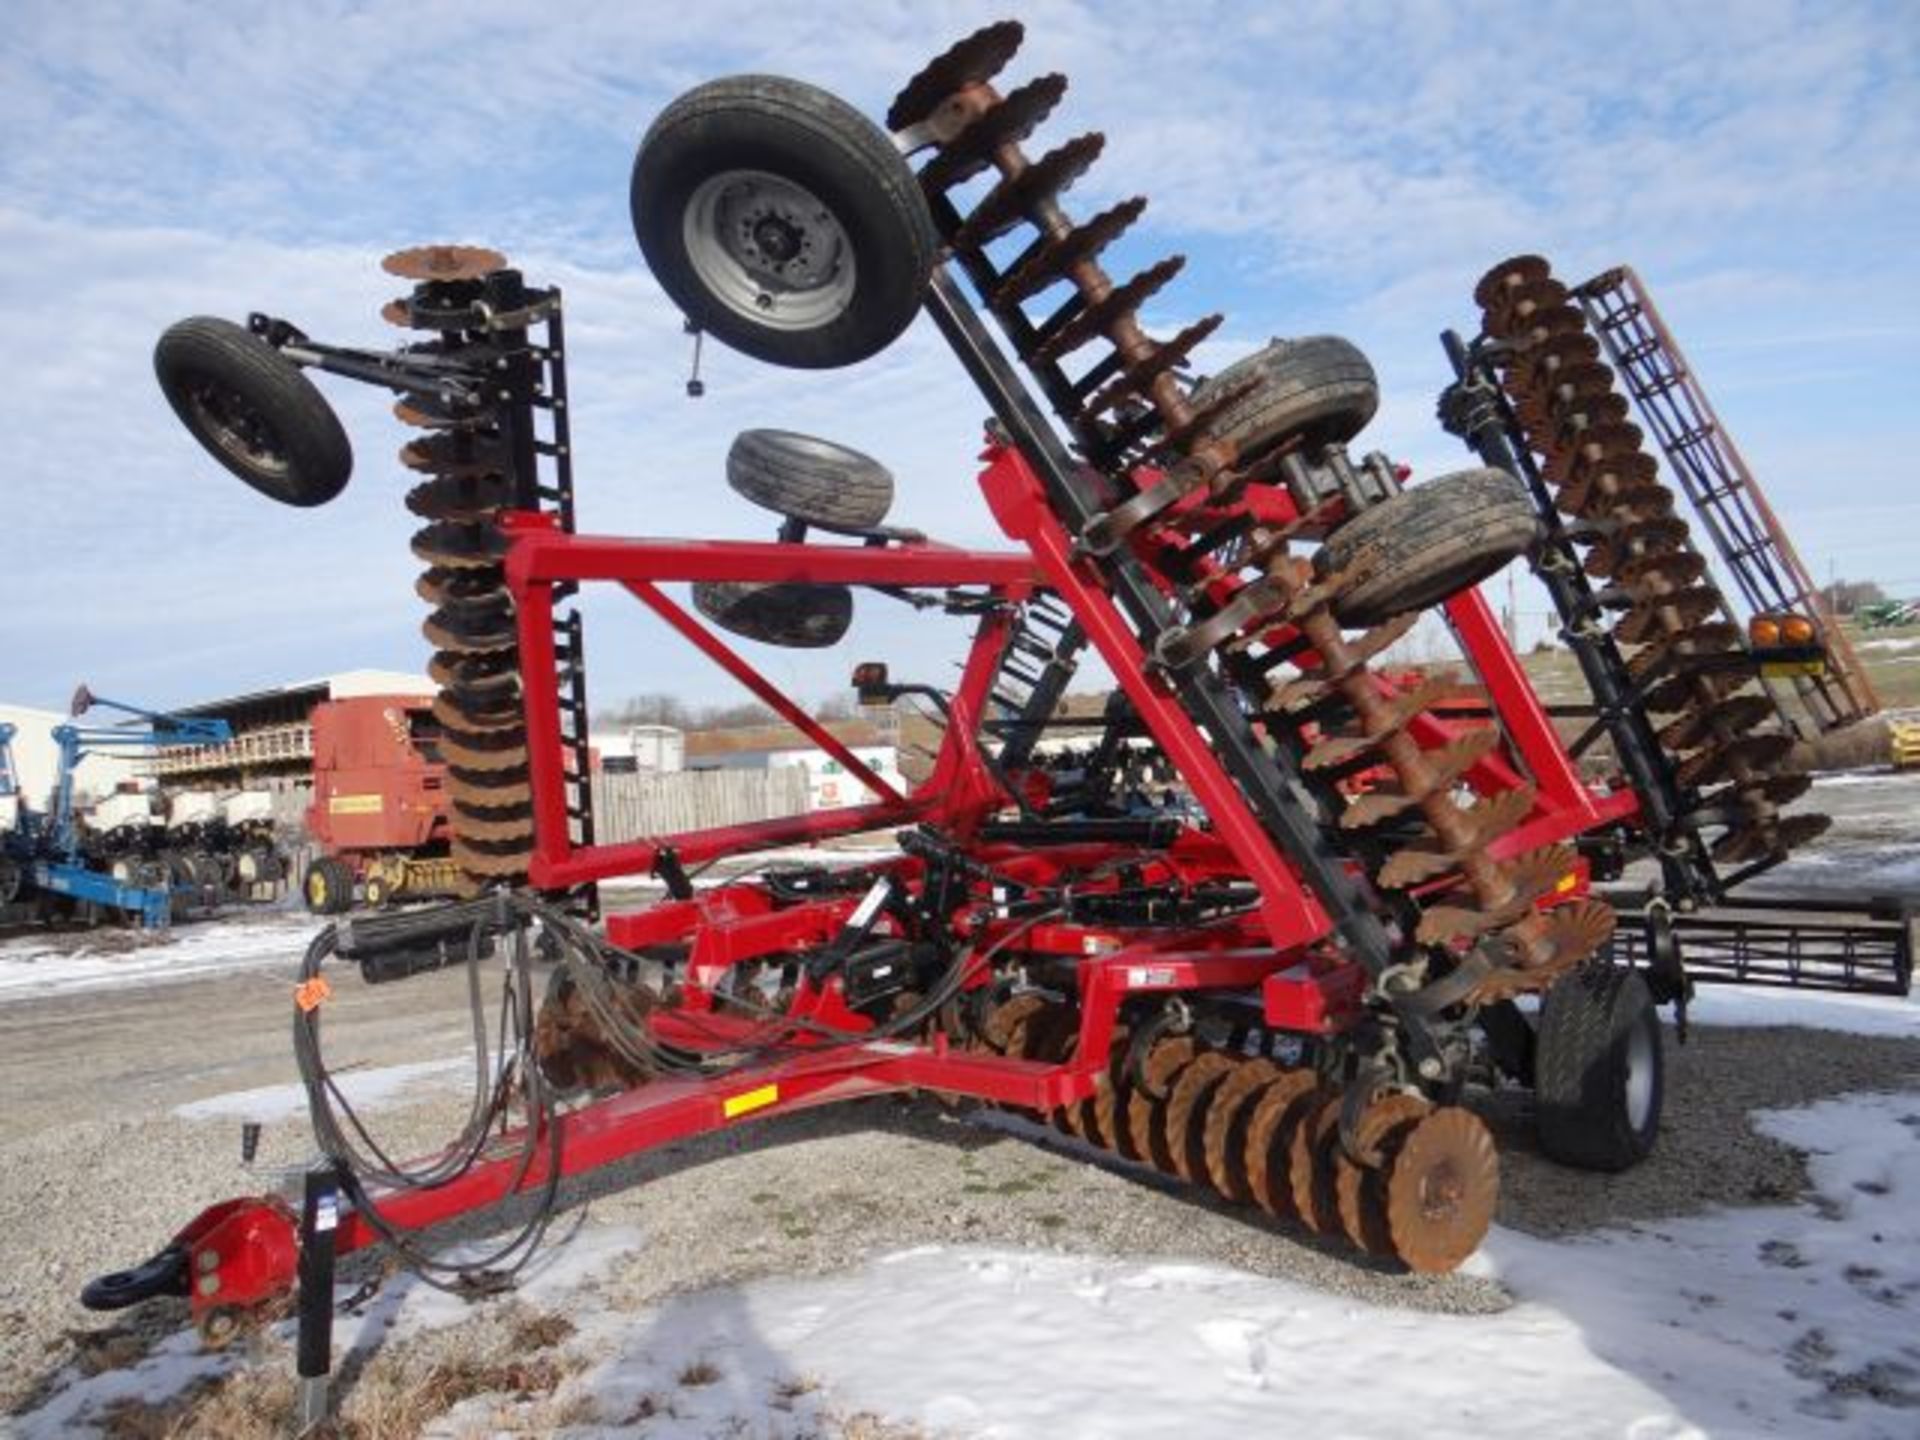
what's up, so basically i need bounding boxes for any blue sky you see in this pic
[1,0,1915,714]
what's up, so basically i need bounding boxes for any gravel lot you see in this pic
[2,775,1916,1422]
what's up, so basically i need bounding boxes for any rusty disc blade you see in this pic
[1200,1058,1282,1202]
[1473,254,1553,310]
[955,132,1105,250]
[441,734,529,773]
[919,73,1067,191]
[1127,1037,1201,1168]
[453,809,535,844]
[1161,1052,1236,1181]
[406,474,516,521]
[887,19,1025,131]
[433,692,521,735]
[452,837,531,877]
[1676,730,1797,787]
[1616,548,1709,592]
[1477,900,1617,999]
[428,649,519,693]
[1086,314,1224,418]
[1287,1093,1346,1236]
[1481,277,1571,334]
[1509,328,1601,378]
[1334,1092,1432,1255]
[1075,1025,1129,1148]
[1658,693,1777,752]
[1031,254,1185,365]
[1712,810,1830,863]
[383,244,508,282]
[423,610,516,656]
[1384,1107,1499,1273]
[993,196,1147,306]
[400,434,509,478]
[393,394,490,430]
[411,521,509,569]
[1702,770,1812,811]
[446,767,531,809]
[1241,1072,1321,1219]
[978,993,1048,1054]
[1641,663,1750,716]
[1616,586,1722,644]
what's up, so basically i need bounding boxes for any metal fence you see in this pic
[591,767,810,843]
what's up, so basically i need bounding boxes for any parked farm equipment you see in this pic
[0,689,276,927]
[95,19,1907,1425]
[299,694,466,913]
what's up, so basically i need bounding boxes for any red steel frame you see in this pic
[154,442,1647,1329]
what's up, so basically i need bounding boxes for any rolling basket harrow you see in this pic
[93,18,1907,1424]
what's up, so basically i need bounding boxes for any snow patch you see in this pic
[172,1056,471,1124]
[0,911,316,1003]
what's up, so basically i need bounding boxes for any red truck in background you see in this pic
[300,695,461,912]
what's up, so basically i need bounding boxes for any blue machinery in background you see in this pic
[0,687,232,929]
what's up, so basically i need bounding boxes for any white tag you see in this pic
[315,1196,339,1233]
[1125,965,1177,988]
[848,876,891,929]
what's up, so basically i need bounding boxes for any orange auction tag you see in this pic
[294,976,333,1013]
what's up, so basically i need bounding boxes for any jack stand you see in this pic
[295,1166,341,1435]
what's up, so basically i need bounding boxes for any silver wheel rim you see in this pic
[1624,1013,1655,1132]
[682,170,855,331]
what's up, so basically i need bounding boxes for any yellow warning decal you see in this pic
[722,1084,779,1119]
[328,794,384,815]
[1554,871,1580,896]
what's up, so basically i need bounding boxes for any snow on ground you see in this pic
[21,1076,1920,1439]
[0,909,315,1003]
[170,1055,472,1124]
[1684,982,1920,1038]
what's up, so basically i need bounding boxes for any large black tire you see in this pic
[1535,963,1663,1172]
[1190,336,1379,461]
[1319,467,1538,627]
[726,429,894,530]
[154,318,352,507]
[302,856,355,916]
[692,580,853,648]
[631,76,937,369]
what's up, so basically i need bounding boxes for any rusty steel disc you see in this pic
[410,521,509,569]
[1286,1094,1346,1235]
[1480,278,1571,337]
[920,73,1068,192]
[382,244,508,283]
[1070,1025,1128,1148]
[441,733,529,773]
[406,474,516,522]
[955,132,1106,250]
[1200,1058,1282,1202]
[428,648,518,692]
[453,808,535,844]
[1616,548,1709,593]
[433,693,524,739]
[452,837,531,877]
[1657,693,1776,752]
[1472,254,1553,310]
[994,195,1148,307]
[1125,1037,1200,1167]
[400,434,509,478]
[1640,663,1749,717]
[1509,328,1601,376]
[1474,900,1617,1000]
[978,992,1048,1054]
[393,394,489,431]
[1159,1052,1237,1182]
[1334,1092,1433,1255]
[1703,769,1812,811]
[1384,1107,1499,1273]
[1615,587,1722,645]
[1240,1072,1321,1218]
[447,774,532,814]
[1675,730,1796,788]
[423,610,516,657]
[887,19,1025,131]
[1714,810,1830,865]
